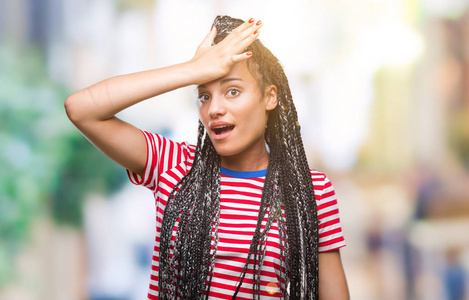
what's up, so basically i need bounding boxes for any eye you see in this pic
[198,94,211,103]
[226,89,240,97]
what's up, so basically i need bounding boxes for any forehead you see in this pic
[197,61,258,90]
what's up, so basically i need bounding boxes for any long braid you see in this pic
[158,15,319,300]
[159,122,221,299]
[276,66,319,298]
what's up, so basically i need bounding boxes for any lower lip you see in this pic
[212,127,234,140]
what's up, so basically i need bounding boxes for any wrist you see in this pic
[181,60,206,86]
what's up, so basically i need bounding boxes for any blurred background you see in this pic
[1,0,469,299]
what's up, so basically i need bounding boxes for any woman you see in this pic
[65,15,349,300]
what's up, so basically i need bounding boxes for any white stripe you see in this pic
[318,214,341,224]
[320,232,344,242]
[142,134,154,185]
[319,240,346,252]
[320,223,342,234]
[148,287,158,296]
[220,194,263,201]
[317,202,339,214]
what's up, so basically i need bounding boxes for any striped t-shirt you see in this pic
[127,131,346,299]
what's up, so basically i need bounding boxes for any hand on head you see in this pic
[190,18,263,85]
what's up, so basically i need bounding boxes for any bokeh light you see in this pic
[1,0,469,299]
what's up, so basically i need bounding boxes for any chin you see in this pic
[212,144,240,158]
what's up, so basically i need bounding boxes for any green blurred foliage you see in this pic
[52,135,127,226]
[0,44,126,286]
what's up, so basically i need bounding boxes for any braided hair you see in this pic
[158,15,319,299]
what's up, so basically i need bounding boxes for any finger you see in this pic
[239,19,262,39]
[226,20,263,49]
[232,51,253,63]
[224,18,259,44]
[231,18,256,34]
[200,25,217,48]
[231,25,262,55]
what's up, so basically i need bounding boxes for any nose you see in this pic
[207,95,226,118]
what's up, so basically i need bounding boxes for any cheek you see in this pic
[198,105,208,123]
[240,108,268,133]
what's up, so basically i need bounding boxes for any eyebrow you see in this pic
[197,78,243,90]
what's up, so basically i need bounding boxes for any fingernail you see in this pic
[256,20,262,26]
[246,51,253,56]
[254,29,259,35]
[210,26,213,31]
[249,18,255,23]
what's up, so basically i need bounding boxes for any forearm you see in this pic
[65,61,196,124]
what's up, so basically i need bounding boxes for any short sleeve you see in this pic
[126,131,161,191]
[126,131,196,192]
[312,171,346,252]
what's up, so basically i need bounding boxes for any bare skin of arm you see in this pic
[64,19,262,176]
[318,250,350,299]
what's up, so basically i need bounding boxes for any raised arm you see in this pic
[65,18,262,176]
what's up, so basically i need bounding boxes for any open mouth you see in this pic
[213,125,235,136]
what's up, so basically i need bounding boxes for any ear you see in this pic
[264,85,278,111]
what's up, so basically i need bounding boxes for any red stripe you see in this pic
[222,174,265,184]
[140,131,151,186]
[210,271,285,286]
[159,176,174,189]
[149,283,159,292]
[319,218,340,229]
[165,171,182,186]
[156,206,164,216]
[214,248,281,261]
[158,135,166,175]
[220,198,262,206]
[319,236,345,247]
[319,226,342,238]
[215,228,281,239]
[175,164,186,176]
[317,199,337,210]
[319,244,346,253]
[144,132,158,187]
[177,142,184,166]
[150,273,159,281]
[221,181,264,189]
[218,237,280,248]
[218,223,280,230]
[167,138,174,173]
[321,189,335,199]
[318,208,339,220]
[208,280,282,298]
[213,256,283,270]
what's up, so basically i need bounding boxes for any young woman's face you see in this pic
[198,61,277,160]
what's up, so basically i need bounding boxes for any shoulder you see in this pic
[128,131,196,187]
[310,169,328,182]
[310,169,333,189]
[142,131,196,157]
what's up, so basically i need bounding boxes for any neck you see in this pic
[220,143,269,172]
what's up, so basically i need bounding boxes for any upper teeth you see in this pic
[214,125,230,129]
